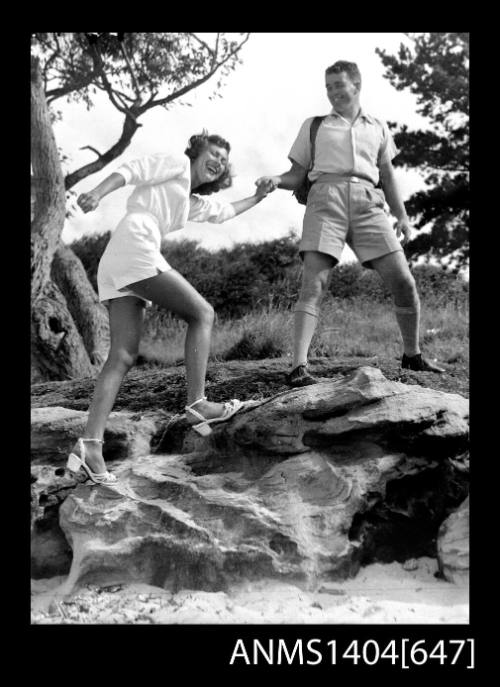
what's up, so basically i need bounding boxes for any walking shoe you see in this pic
[287,364,318,387]
[402,353,445,374]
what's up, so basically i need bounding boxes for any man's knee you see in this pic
[300,273,329,304]
[391,272,418,303]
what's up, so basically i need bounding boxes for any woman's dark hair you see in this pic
[184,132,233,195]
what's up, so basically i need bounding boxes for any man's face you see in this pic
[325,71,360,112]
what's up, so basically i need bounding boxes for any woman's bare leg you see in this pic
[71,296,145,474]
[128,269,227,421]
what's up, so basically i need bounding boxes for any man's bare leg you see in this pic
[289,251,336,385]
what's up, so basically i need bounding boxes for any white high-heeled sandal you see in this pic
[66,438,117,485]
[185,397,244,436]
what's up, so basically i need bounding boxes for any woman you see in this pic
[67,132,273,485]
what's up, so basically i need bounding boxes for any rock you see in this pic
[31,465,77,577]
[403,558,418,571]
[31,406,167,465]
[46,366,469,593]
[30,407,168,576]
[437,496,469,585]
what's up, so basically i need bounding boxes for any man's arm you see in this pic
[255,160,308,192]
[77,172,126,213]
[379,160,412,245]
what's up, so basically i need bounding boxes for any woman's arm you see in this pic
[255,160,308,192]
[229,181,272,217]
[77,172,126,213]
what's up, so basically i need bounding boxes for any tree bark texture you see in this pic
[31,55,66,299]
[31,281,95,380]
[52,246,109,366]
[31,56,106,381]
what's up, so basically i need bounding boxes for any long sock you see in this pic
[394,302,421,357]
[292,302,320,368]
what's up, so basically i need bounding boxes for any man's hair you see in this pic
[184,132,232,195]
[325,60,362,87]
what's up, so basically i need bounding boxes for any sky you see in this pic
[57,32,430,262]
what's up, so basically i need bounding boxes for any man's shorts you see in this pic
[300,174,403,268]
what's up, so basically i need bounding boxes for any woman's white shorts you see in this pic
[97,211,172,305]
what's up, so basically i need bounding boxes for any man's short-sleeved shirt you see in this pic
[288,109,399,186]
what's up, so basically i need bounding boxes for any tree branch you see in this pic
[80,145,103,158]
[119,38,142,100]
[46,70,99,104]
[64,113,140,189]
[213,34,220,69]
[83,33,139,121]
[187,33,212,54]
[150,34,250,110]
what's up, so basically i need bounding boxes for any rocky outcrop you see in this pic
[31,366,469,592]
[437,494,469,585]
[30,406,168,577]
[30,406,168,466]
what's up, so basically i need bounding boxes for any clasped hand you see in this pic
[254,176,279,198]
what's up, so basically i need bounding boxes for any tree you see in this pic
[376,33,469,270]
[32,33,250,189]
[31,33,250,381]
[31,55,106,380]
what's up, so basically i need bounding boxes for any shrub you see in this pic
[70,231,468,316]
[224,332,283,360]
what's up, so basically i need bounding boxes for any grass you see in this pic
[138,295,469,368]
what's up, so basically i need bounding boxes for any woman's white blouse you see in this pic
[115,152,235,236]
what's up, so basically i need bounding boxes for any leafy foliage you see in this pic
[71,231,468,320]
[376,33,469,269]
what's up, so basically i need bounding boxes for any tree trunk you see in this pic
[31,56,66,301]
[31,280,95,380]
[52,246,109,366]
[31,56,105,381]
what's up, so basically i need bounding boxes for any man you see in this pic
[256,60,444,386]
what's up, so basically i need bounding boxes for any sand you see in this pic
[31,556,468,625]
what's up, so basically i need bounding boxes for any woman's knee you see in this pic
[186,300,214,326]
[108,347,139,371]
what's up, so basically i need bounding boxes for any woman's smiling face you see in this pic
[192,143,229,186]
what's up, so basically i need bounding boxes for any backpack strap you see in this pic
[309,115,325,171]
